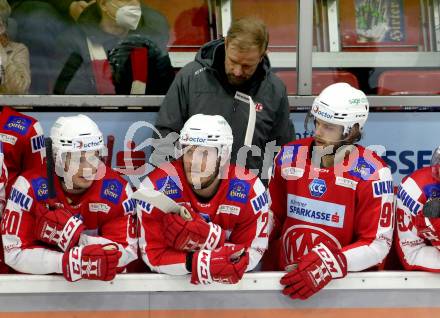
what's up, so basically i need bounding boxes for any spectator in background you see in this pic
[9,1,91,93]
[53,0,174,95]
[153,17,295,182]
[0,0,30,94]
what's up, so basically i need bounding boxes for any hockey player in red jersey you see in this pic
[0,106,45,194]
[1,114,137,281]
[267,83,394,299]
[138,114,268,284]
[0,107,44,273]
[396,147,440,271]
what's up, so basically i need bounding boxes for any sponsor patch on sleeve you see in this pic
[31,177,49,202]
[100,179,123,204]
[227,178,250,203]
[372,180,394,197]
[396,184,422,215]
[122,198,136,215]
[31,135,45,153]
[251,191,269,214]
[9,187,33,211]
[276,145,299,166]
[156,176,182,200]
[349,157,376,180]
[4,116,31,136]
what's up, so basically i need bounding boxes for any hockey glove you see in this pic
[423,197,440,218]
[62,243,121,282]
[190,244,248,285]
[163,203,225,251]
[280,242,347,300]
[35,204,85,251]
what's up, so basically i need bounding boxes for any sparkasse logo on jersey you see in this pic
[287,194,345,228]
[309,178,327,197]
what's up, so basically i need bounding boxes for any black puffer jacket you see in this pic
[155,39,295,179]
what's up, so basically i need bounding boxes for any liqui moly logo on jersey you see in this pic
[9,187,33,211]
[372,180,394,197]
[31,135,45,153]
[287,194,345,228]
[309,179,327,197]
[397,185,421,215]
[122,198,136,215]
[251,191,268,214]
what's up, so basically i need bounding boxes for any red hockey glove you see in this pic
[62,243,121,282]
[34,204,85,252]
[163,204,225,251]
[280,242,347,300]
[190,244,249,285]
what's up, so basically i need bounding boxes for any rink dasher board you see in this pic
[1,271,440,293]
[0,272,438,311]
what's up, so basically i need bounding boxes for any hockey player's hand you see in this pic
[163,203,225,251]
[62,243,121,282]
[35,204,85,251]
[190,244,248,285]
[280,242,347,300]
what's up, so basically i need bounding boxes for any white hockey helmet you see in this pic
[311,82,369,135]
[50,114,105,157]
[179,114,233,161]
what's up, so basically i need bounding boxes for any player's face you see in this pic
[313,118,344,147]
[183,146,219,189]
[224,39,263,86]
[64,151,101,191]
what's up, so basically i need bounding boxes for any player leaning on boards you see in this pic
[265,83,394,299]
[138,114,268,284]
[396,147,440,271]
[1,115,137,281]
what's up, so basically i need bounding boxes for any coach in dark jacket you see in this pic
[154,17,295,181]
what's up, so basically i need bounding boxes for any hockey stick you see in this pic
[45,137,56,199]
[233,92,256,147]
[105,135,115,167]
[132,187,192,220]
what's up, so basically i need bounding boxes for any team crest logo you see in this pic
[255,102,264,112]
[282,224,341,266]
[309,178,327,197]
